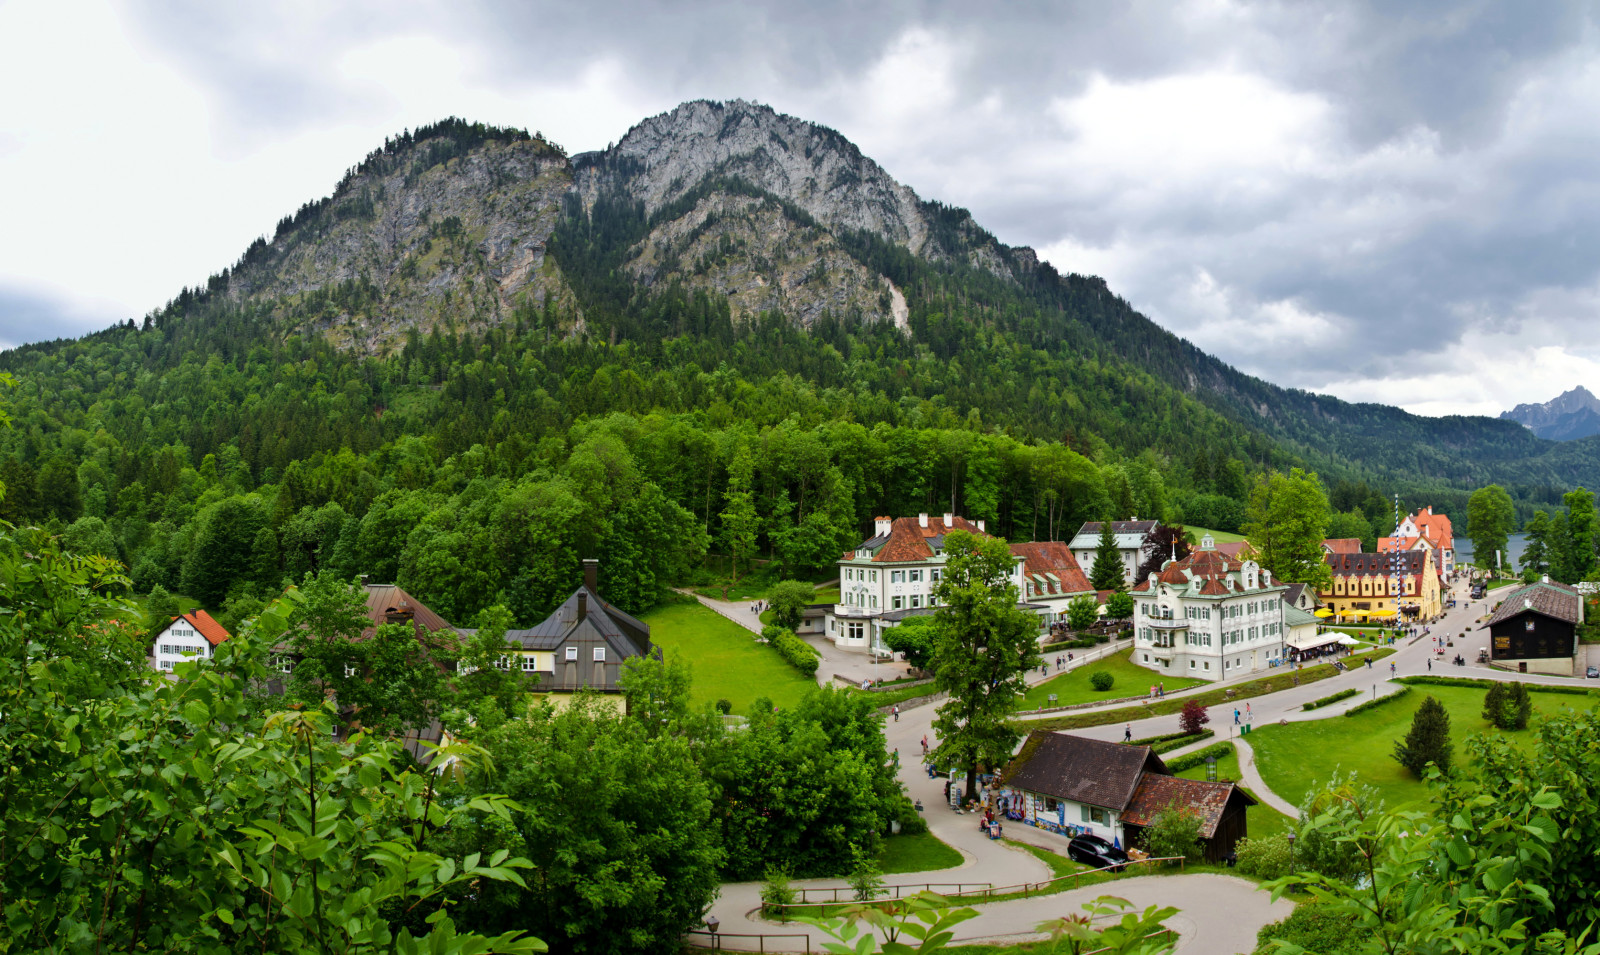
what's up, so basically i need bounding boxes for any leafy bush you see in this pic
[1253,902,1364,955]
[885,616,938,671]
[1089,670,1115,692]
[1142,806,1203,862]
[1104,591,1134,619]
[1130,729,1207,746]
[760,866,796,920]
[1066,594,1099,630]
[715,698,733,714]
[1398,675,1594,696]
[1343,685,1411,716]
[1178,698,1210,735]
[1235,833,1293,880]
[847,853,885,901]
[762,624,820,677]
[1303,688,1360,711]
[1482,681,1533,730]
[1165,742,1234,774]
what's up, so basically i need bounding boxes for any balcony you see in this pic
[1148,618,1190,631]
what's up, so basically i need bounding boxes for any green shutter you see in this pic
[1081,805,1090,823]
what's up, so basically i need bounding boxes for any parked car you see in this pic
[1586,666,1598,679]
[1067,834,1129,870]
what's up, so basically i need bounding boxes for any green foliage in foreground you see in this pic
[0,526,543,954]
[801,893,1178,955]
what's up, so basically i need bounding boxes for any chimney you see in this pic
[919,513,928,528]
[578,592,588,621]
[977,519,986,533]
[583,558,599,594]
[358,573,370,587]
[944,512,954,526]
[874,516,892,536]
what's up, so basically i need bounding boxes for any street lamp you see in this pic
[705,915,720,937]
[1286,831,1296,873]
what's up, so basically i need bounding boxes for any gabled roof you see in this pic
[1070,521,1158,549]
[1214,541,1257,560]
[1282,582,1308,607]
[1003,732,1168,811]
[849,515,994,563]
[1283,604,1320,629]
[170,610,231,647]
[1485,580,1583,627]
[1376,535,1434,554]
[1121,775,1255,837]
[1324,551,1428,578]
[1322,538,1363,554]
[506,586,652,658]
[1010,541,1094,596]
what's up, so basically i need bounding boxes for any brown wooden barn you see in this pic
[1119,773,1255,862]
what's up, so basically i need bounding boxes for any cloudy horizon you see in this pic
[2,1,1597,418]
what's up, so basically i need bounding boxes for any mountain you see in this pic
[5,101,1598,518]
[1502,387,1600,441]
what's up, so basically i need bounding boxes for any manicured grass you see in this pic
[758,585,841,626]
[641,601,816,714]
[1246,683,1588,811]
[1183,525,1248,544]
[1020,648,1397,733]
[877,831,964,874]
[1174,743,1295,841]
[1021,648,1206,710]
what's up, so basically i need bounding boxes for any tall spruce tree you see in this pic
[1394,694,1452,777]
[931,529,1043,798]
[1089,519,1125,591]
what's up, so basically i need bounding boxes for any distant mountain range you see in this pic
[1502,387,1600,441]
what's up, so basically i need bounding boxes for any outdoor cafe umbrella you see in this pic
[1313,609,1334,617]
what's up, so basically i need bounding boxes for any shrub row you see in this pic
[1041,636,1102,651]
[1151,730,1215,754]
[762,625,819,677]
[1165,742,1235,774]
[1396,675,1596,696]
[1342,685,1412,717]
[1020,648,1398,734]
[1303,688,1360,711]
[1130,729,1206,747]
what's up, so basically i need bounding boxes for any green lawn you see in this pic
[1183,525,1248,544]
[877,831,964,874]
[1174,743,1295,841]
[758,585,841,627]
[1247,684,1588,811]
[641,601,816,714]
[1021,648,1206,710]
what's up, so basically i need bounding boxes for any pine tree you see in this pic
[1481,681,1507,727]
[1506,681,1533,730]
[1090,519,1126,591]
[1394,694,1452,777]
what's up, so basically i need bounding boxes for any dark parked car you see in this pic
[1067,834,1129,870]
[1587,666,1598,679]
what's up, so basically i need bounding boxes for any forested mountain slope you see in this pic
[0,103,1588,627]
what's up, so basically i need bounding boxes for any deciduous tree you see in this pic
[1243,468,1332,589]
[1466,484,1516,574]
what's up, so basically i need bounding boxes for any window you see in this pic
[829,619,836,633]
[891,570,905,583]
[1082,806,1110,826]
[594,647,606,662]
[1526,619,1536,631]
[931,569,941,583]
[910,595,922,608]
[522,656,537,672]
[1143,654,1149,662]
[1204,661,1210,670]
[845,568,853,581]
[870,570,878,582]
[908,569,922,583]
[1189,660,1196,668]
[495,656,512,671]
[565,646,578,661]
[892,596,904,610]
[847,622,864,642]
[344,665,357,677]
[870,595,878,608]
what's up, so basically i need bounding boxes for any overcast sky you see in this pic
[2,0,1597,417]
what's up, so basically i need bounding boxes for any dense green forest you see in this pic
[0,115,1579,623]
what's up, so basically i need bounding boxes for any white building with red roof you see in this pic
[1384,506,1455,576]
[1128,534,1289,681]
[829,512,1029,653]
[151,610,231,672]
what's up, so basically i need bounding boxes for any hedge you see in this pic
[1396,675,1597,696]
[1342,685,1412,716]
[762,625,820,677]
[1130,729,1207,747]
[1020,648,1398,733]
[1151,729,1215,754]
[1303,688,1360,711]
[1165,742,1235,774]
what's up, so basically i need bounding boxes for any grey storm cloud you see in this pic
[29,1,1600,413]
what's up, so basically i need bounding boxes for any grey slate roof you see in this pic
[505,586,652,657]
[1004,732,1169,812]
[1485,580,1583,627]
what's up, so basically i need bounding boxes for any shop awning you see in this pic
[1368,610,1398,618]
[1313,609,1334,618]
[1288,633,1344,652]
[1346,610,1369,617]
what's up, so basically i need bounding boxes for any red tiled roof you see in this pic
[178,610,231,647]
[1214,541,1256,560]
[867,515,992,563]
[1121,775,1254,837]
[1199,578,1230,596]
[1411,507,1453,550]
[1325,551,1429,577]
[1322,538,1362,554]
[1155,548,1239,586]
[361,584,461,651]
[1010,541,1094,595]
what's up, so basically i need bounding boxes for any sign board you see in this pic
[1494,636,1511,649]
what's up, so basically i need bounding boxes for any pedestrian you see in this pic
[1158,682,1164,698]
[893,705,900,722]
[1233,708,1240,725]
[1245,702,1251,722]
[1124,724,1132,742]
[921,735,929,753]
[1427,658,1431,672]
[1390,662,1396,676]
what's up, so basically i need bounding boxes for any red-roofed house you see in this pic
[1391,506,1456,576]
[830,512,1027,653]
[1321,538,1363,555]
[1127,533,1289,681]
[151,610,231,672]
[1009,541,1096,624]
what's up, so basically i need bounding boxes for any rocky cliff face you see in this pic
[218,102,1040,350]
[1502,386,1600,441]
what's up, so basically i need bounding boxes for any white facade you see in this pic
[1130,540,1288,682]
[1069,521,1157,588]
[827,513,1027,653]
[151,618,216,672]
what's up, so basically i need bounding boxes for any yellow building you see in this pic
[1319,549,1441,622]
